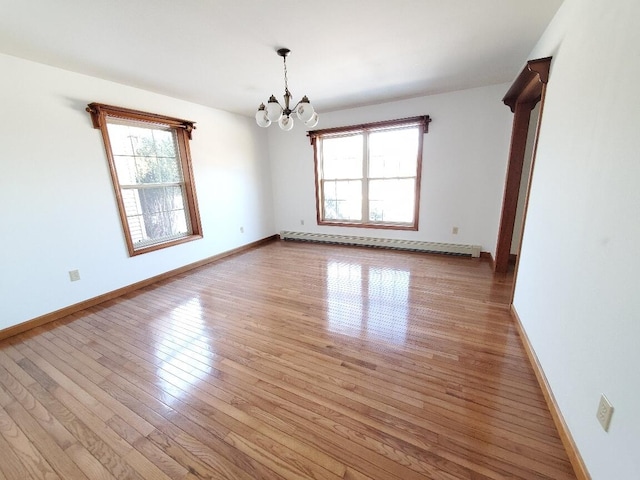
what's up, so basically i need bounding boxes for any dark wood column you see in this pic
[494,57,551,274]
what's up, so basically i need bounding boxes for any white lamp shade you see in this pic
[255,110,271,128]
[266,100,283,122]
[304,112,319,128]
[296,101,315,122]
[278,115,294,131]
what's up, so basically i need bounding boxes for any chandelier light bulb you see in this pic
[255,48,318,131]
[278,115,295,131]
[255,104,271,128]
[296,96,315,123]
[265,96,283,122]
[304,111,319,128]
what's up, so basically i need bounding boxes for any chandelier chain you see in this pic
[283,55,289,94]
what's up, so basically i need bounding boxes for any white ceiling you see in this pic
[0,0,562,117]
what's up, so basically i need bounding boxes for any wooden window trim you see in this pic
[307,115,431,145]
[87,103,203,256]
[309,116,430,230]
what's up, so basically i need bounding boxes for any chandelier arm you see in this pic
[290,100,302,113]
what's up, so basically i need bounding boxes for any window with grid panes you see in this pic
[309,116,429,230]
[87,103,202,256]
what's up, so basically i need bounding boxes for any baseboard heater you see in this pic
[280,231,481,258]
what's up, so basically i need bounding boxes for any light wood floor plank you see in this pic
[0,405,61,480]
[29,332,156,437]
[0,421,32,480]
[64,442,117,480]
[3,400,88,480]
[0,241,577,479]
[0,364,77,451]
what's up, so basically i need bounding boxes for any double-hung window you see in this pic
[309,116,429,230]
[87,103,202,256]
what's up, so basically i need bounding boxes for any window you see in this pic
[309,116,430,230]
[87,103,202,256]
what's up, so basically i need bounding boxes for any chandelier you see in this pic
[255,48,318,131]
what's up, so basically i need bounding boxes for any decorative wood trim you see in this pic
[503,57,552,113]
[311,116,427,230]
[495,101,532,274]
[87,102,203,257]
[307,115,431,145]
[510,305,591,480]
[315,221,418,231]
[0,235,278,342]
[86,103,196,138]
[412,119,425,232]
[312,138,323,227]
[495,57,552,274]
[508,86,548,302]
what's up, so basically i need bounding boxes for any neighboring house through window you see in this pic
[309,116,430,230]
[87,103,202,256]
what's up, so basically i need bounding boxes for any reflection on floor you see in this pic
[327,261,409,344]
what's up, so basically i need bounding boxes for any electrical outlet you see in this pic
[240,226,244,233]
[452,226,459,235]
[68,270,80,282]
[596,394,614,432]
[300,219,305,226]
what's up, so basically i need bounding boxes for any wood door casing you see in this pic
[495,57,552,274]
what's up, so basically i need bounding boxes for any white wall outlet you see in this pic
[596,394,614,432]
[240,226,244,233]
[452,226,459,235]
[300,219,305,225]
[68,270,80,282]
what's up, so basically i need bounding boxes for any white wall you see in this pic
[0,53,274,329]
[514,0,640,478]
[269,85,513,254]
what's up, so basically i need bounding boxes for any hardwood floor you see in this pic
[0,240,576,480]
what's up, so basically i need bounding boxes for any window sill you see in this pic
[317,221,418,231]
[129,234,203,256]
